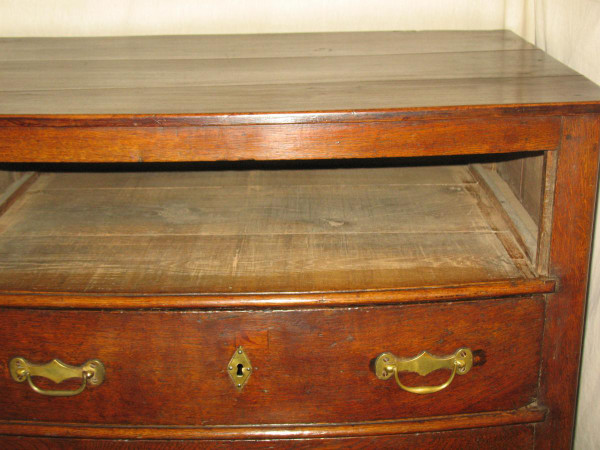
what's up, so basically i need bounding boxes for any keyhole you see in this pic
[236,363,244,377]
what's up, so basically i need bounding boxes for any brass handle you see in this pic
[374,347,472,395]
[9,357,105,397]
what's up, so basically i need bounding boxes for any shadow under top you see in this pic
[0,30,599,117]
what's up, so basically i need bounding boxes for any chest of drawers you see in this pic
[0,30,599,448]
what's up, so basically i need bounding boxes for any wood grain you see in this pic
[536,150,558,274]
[2,77,600,116]
[0,423,537,447]
[0,31,596,166]
[0,30,598,118]
[521,154,545,225]
[1,50,574,93]
[0,30,534,61]
[0,171,22,193]
[34,165,475,189]
[0,30,597,448]
[8,172,488,237]
[0,172,37,217]
[535,115,600,449]
[494,153,544,226]
[0,116,560,163]
[0,166,533,295]
[0,279,556,309]
[0,297,544,426]
[470,163,538,263]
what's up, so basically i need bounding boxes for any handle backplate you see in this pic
[9,357,105,397]
[375,347,473,394]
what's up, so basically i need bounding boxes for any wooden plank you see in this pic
[495,157,523,200]
[0,172,38,217]
[536,151,558,274]
[36,165,476,190]
[3,79,600,118]
[0,166,530,295]
[0,116,561,163]
[0,31,597,120]
[2,76,598,116]
[0,30,534,62]
[5,179,489,237]
[495,154,545,227]
[0,232,523,294]
[470,164,538,263]
[536,115,600,449]
[521,153,545,225]
[0,50,573,93]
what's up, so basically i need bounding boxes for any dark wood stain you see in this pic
[535,115,600,449]
[0,30,598,449]
[0,297,543,425]
[0,116,560,163]
[0,424,535,449]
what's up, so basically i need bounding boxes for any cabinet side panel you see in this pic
[494,153,545,227]
[522,154,545,226]
[536,115,600,449]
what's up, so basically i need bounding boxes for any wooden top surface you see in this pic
[1,30,599,117]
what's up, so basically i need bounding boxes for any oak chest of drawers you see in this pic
[0,30,599,449]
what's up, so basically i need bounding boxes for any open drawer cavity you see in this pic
[0,153,555,304]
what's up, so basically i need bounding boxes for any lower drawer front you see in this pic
[0,297,543,425]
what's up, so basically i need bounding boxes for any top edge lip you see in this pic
[0,102,599,127]
[0,277,556,310]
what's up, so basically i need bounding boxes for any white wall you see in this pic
[0,1,599,448]
[533,3,600,448]
[0,0,506,36]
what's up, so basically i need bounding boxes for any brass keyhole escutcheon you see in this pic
[227,346,252,391]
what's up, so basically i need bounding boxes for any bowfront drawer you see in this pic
[0,296,543,426]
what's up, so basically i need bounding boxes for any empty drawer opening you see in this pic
[0,154,552,297]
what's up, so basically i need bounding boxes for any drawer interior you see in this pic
[0,154,552,296]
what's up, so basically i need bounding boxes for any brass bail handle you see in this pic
[374,347,473,395]
[9,357,105,397]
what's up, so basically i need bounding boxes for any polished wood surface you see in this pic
[0,297,543,426]
[0,30,598,448]
[0,30,598,116]
[0,116,560,163]
[0,279,555,309]
[0,31,597,163]
[0,409,544,440]
[3,49,574,93]
[535,115,600,449]
[0,165,536,296]
[0,30,534,61]
[0,424,535,449]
